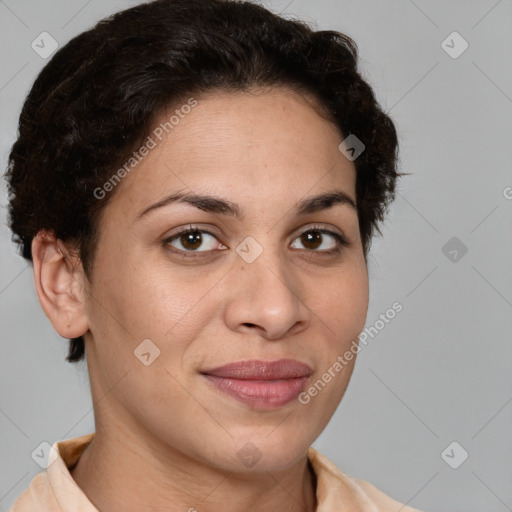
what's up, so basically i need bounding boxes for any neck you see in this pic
[70,427,318,512]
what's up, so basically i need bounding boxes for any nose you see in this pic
[223,245,311,340]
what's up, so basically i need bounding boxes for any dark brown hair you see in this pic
[5,0,402,364]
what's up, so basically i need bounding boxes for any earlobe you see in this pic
[31,230,89,339]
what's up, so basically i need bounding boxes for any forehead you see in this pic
[101,87,356,223]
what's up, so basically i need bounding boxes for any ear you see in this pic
[31,230,89,339]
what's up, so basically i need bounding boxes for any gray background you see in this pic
[1,1,511,511]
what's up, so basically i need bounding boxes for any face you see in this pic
[81,87,369,473]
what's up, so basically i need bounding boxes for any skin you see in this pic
[31,86,369,512]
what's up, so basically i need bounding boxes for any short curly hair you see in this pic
[4,0,402,364]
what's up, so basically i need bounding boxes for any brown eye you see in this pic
[179,231,203,250]
[300,230,323,250]
[164,228,221,254]
[291,228,345,253]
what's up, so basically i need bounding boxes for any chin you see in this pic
[213,434,311,474]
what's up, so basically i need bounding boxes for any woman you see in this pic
[5,0,420,510]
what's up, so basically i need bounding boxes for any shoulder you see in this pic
[350,476,424,512]
[8,432,96,512]
[307,446,424,512]
[8,471,57,511]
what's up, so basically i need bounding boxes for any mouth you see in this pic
[200,359,312,410]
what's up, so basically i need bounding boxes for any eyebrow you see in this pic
[135,189,357,221]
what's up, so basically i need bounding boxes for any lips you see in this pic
[200,358,312,380]
[200,359,312,410]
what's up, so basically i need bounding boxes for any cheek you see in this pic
[92,240,190,332]
[303,270,367,407]
[314,264,369,343]
[93,260,223,372]
[139,265,222,335]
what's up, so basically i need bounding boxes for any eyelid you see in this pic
[291,223,346,242]
[163,222,346,242]
[163,223,222,240]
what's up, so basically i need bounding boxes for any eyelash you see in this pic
[162,224,349,260]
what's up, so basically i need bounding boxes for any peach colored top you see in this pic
[8,432,422,511]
